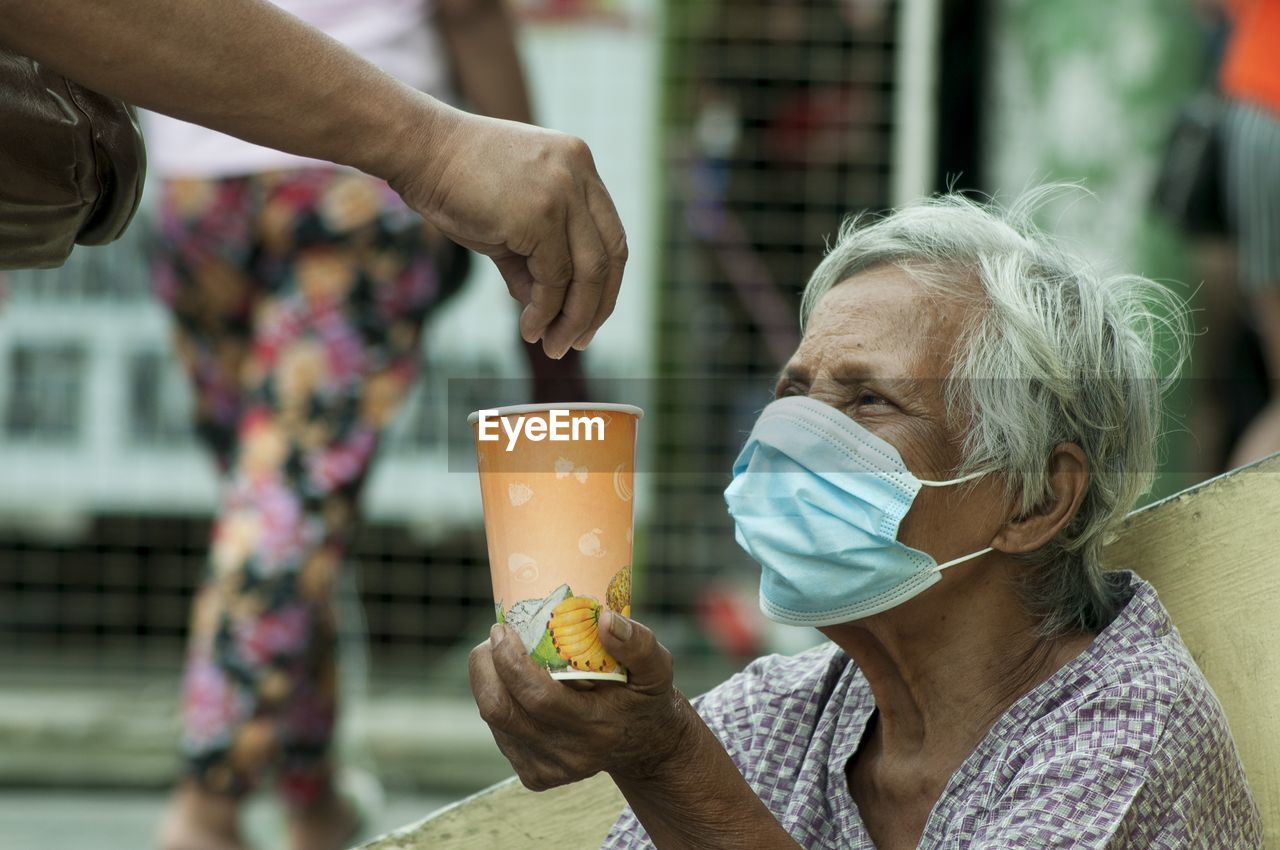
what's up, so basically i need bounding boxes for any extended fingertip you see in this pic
[519,306,548,344]
[490,622,505,645]
[571,330,595,351]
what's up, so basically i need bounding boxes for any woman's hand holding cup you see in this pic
[468,609,696,791]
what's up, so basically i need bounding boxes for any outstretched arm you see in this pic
[0,0,626,357]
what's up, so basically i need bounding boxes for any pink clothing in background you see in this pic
[143,0,451,178]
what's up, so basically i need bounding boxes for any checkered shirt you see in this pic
[603,572,1262,848]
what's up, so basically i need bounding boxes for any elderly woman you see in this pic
[469,192,1263,848]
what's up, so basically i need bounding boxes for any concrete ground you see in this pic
[0,657,508,849]
[0,788,452,850]
[0,649,738,848]
[0,667,514,791]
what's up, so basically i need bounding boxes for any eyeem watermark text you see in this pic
[476,409,606,451]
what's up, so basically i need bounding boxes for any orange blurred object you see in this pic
[1221,0,1280,115]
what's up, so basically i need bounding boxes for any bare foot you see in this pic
[287,793,359,850]
[155,781,251,850]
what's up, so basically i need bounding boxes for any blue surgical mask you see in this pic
[724,395,992,627]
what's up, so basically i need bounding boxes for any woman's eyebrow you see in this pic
[826,353,902,385]
[777,364,811,386]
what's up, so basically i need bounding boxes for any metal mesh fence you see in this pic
[0,0,911,690]
[642,0,902,666]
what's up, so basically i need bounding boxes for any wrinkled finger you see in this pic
[539,198,609,358]
[491,253,535,306]
[596,610,673,696]
[492,725,605,793]
[443,235,536,307]
[572,181,627,351]
[489,717,596,787]
[487,726,558,792]
[489,623,583,720]
[521,207,573,346]
[501,747,568,793]
[468,633,535,737]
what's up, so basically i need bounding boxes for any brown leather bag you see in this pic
[0,48,147,270]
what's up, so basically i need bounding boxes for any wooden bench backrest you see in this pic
[1102,453,1280,847]
[354,772,623,849]
[359,454,1280,850]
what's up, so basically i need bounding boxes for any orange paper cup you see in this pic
[470,403,641,682]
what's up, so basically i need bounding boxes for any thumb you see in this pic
[597,609,672,696]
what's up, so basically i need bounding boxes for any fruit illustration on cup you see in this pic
[554,456,589,482]
[507,552,539,583]
[508,482,534,506]
[499,583,572,671]
[612,463,632,502]
[578,528,606,558]
[549,596,618,673]
[496,564,634,677]
[607,564,631,618]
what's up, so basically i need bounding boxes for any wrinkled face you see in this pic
[777,265,1005,566]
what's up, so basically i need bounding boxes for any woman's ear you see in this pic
[991,443,1089,555]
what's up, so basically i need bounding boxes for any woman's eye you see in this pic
[855,391,890,407]
[776,381,805,399]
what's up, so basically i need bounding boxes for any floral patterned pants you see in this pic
[152,169,471,805]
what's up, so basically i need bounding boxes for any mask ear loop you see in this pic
[933,546,994,573]
[916,469,987,488]
[915,469,995,572]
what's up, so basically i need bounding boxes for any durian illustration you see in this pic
[503,583,572,670]
[549,596,619,673]
[606,565,631,617]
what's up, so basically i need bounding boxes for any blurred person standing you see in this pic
[143,2,581,848]
[1221,0,1280,466]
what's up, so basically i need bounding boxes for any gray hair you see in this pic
[801,187,1189,638]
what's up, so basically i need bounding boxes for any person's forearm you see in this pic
[437,0,534,124]
[610,697,802,850]
[0,0,451,184]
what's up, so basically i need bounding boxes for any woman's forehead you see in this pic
[804,268,969,363]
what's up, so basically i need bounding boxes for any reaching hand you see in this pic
[392,108,627,359]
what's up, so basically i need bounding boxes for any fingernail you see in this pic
[605,609,632,641]
[490,623,505,645]
[518,314,542,344]
[572,331,595,351]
